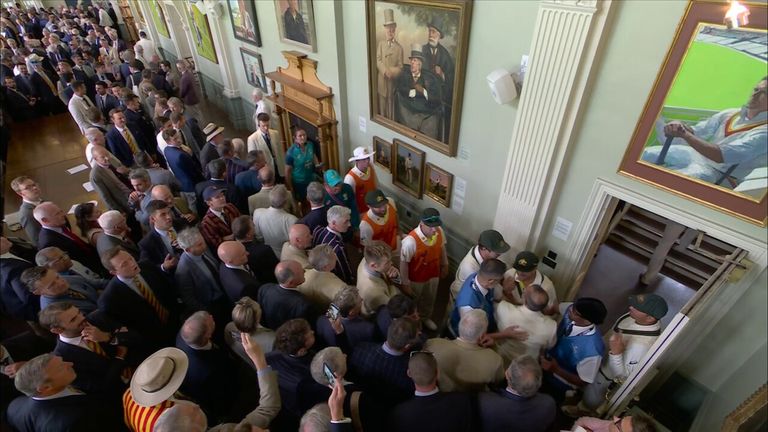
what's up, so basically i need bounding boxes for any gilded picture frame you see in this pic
[240,48,266,90]
[618,1,767,226]
[721,383,767,431]
[366,0,473,157]
[186,2,218,64]
[274,0,317,52]
[148,0,169,38]
[424,162,452,207]
[227,0,262,47]
[373,136,393,171]
[393,139,425,198]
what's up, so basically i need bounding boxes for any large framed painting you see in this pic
[619,1,767,226]
[187,2,218,64]
[424,162,453,207]
[366,0,473,157]
[240,48,266,90]
[147,0,169,38]
[393,139,425,198]
[227,0,261,46]
[274,0,317,52]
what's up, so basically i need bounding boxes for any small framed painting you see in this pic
[240,48,266,90]
[373,136,392,171]
[424,163,453,207]
[227,0,261,46]
[392,139,425,198]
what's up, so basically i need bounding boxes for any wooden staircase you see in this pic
[605,205,737,289]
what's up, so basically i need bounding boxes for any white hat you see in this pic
[348,146,375,162]
[203,123,224,142]
[130,348,188,407]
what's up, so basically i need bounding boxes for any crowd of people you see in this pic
[1,3,664,432]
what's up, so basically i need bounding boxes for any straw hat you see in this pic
[130,348,188,407]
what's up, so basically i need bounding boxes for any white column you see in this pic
[202,0,239,98]
[493,0,612,251]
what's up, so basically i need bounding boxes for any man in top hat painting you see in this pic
[376,8,403,120]
[395,44,442,140]
[422,16,455,142]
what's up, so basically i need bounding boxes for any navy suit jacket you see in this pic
[242,240,279,284]
[348,342,413,403]
[316,315,376,354]
[389,392,477,432]
[98,264,178,348]
[477,389,557,432]
[0,257,38,320]
[200,142,220,178]
[175,334,237,420]
[7,393,123,432]
[53,339,126,396]
[165,146,205,193]
[94,92,119,119]
[257,283,312,331]
[299,206,328,236]
[218,264,261,305]
[106,124,153,167]
[37,228,103,274]
[138,230,181,267]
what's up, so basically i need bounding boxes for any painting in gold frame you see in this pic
[424,163,452,207]
[373,136,393,172]
[618,1,767,226]
[392,139,425,198]
[366,0,473,157]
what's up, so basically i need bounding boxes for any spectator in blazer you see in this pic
[95,210,140,259]
[34,202,103,274]
[10,175,44,246]
[199,185,241,250]
[232,215,279,284]
[21,266,99,315]
[138,200,182,271]
[175,228,228,323]
[162,128,205,212]
[217,240,261,304]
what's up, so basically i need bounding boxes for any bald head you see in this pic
[258,166,275,185]
[217,241,248,266]
[275,260,305,287]
[524,285,549,313]
[289,224,312,250]
[150,184,174,204]
[91,145,111,167]
[33,202,67,228]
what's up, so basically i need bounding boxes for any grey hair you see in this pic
[84,127,103,141]
[153,401,207,432]
[326,205,351,225]
[300,403,331,432]
[308,244,336,271]
[128,168,150,182]
[506,355,542,398]
[269,184,288,209]
[14,353,54,397]
[306,181,324,205]
[35,246,64,266]
[177,227,204,250]
[310,347,347,387]
[97,210,124,231]
[181,311,212,348]
[275,262,299,285]
[458,309,488,343]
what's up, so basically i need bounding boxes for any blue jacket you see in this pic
[548,305,605,377]
[165,146,205,192]
[450,273,498,336]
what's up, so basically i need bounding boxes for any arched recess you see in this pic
[161,1,195,62]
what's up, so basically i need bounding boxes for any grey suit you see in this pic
[19,201,42,246]
[147,168,181,192]
[134,191,154,227]
[96,233,140,259]
[90,164,131,213]
[175,251,226,314]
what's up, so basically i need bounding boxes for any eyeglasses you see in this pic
[409,350,434,358]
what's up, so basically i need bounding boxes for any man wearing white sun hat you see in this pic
[344,146,378,213]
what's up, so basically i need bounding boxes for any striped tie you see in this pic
[66,289,87,300]
[123,129,140,154]
[132,276,169,324]
[86,340,107,357]
[168,228,177,243]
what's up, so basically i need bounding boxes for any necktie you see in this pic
[85,340,107,357]
[61,227,91,251]
[132,276,169,323]
[122,128,139,154]
[66,289,87,300]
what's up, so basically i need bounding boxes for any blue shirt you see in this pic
[450,273,497,335]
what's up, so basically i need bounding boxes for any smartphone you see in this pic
[327,303,340,320]
[323,362,336,386]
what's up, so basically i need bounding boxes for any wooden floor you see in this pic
[2,100,251,235]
